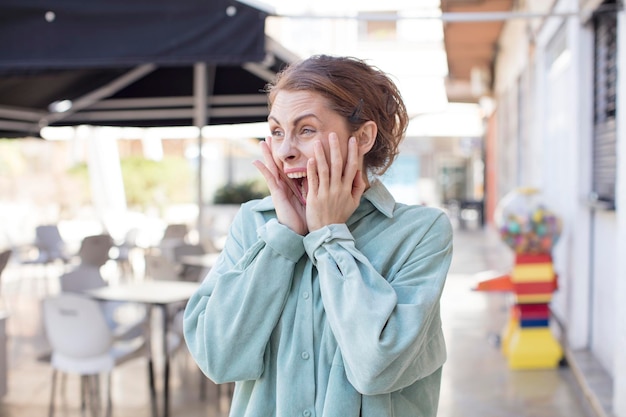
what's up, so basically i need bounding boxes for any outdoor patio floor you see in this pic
[0,225,603,417]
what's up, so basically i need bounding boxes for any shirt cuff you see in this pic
[257,218,305,262]
[303,224,353,260]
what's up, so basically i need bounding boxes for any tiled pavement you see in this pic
[0,225,600,417]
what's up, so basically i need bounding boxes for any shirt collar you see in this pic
[251,179,396,218]
[362,179,396,218]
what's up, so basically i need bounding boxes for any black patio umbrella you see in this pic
[0,0,295,138]
[0,0,297,240]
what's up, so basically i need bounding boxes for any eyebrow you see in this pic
[268,113,321,127]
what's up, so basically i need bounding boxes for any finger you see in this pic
[252,159,271,180]
[306,157,317,199]
[259,139,272,166]
[259,139,279,178]
[328,133,343,187]
[265,135,274,162]
[313,140,329,189]
[255,139,283,192]
[344,136,359,183]
[253,159,280,193]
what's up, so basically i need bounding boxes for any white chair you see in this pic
[142,254,187,357]
[78,234,114,268]
[172,243,205,261]
[20,225,70,294]
[43,293,152,417]
[157,223,189,263]
[59,265,147,340]
[110,228,141,280]
[172,243,207,282]
[71,234,147,334]
[0,249,12,307]
[144,253,180,281]
[162,223,189,242]
[22,225,70,265]
[0,249,11,275]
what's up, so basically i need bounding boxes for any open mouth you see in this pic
[285,171,308,204]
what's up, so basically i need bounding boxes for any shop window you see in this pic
[591,1,618,209]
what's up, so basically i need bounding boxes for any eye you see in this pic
[299,127,316,136]
[270,129,285,140]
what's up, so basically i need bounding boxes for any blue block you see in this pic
[520,318,549,328]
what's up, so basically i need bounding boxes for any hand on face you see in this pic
[254,90,374,235]
[305,132,366,232]
[253,132,366,235]
[253,136,308,235]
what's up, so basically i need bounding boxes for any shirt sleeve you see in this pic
[303,211,453,395]
[183,210,305,384]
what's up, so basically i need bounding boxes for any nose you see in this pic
[274,134,299,162]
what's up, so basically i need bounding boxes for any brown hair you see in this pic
[266,55,409,176]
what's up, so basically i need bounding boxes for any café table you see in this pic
[177,252,220,282]
[84,280,200,417]
[178,252,220,269]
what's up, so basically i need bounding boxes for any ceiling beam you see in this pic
[85,95,268,110]
[40,63,157,127]
[272,10,583,22]
[58,106,269,124]
[0,105,46,122]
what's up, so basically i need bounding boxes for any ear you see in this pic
[356,121,377,154]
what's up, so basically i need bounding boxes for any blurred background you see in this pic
[0,0,624,416]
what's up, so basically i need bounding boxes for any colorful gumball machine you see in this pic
[475,187,563,370]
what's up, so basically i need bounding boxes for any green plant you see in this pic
[213,180,269,204]
[65,156,193,211]
[120,156,193,209]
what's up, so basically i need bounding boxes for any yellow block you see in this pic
[515,293,553,304]
[511,263,554,283]
[501,314,518,357]
[507,327,563,370]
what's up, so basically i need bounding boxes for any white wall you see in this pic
[534,3,625,416]
[612,8,626,416]
[590,212,618,372]
[495,0,598,353]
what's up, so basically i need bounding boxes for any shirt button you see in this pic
[302,291,310,299]
[301,351,310,360]
[303,410,311,417]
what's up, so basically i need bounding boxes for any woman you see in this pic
[184,55,453,417]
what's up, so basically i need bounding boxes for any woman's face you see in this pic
[268,90,356,180]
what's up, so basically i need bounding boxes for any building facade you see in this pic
[466,0,625,415]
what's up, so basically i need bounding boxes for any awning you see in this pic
[0,0,297,138]
[440,0,514,102]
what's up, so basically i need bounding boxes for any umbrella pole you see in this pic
[194,63,207,242]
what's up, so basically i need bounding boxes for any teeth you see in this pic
[286,172,307,179]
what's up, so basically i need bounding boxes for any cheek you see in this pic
[298,142,317,161]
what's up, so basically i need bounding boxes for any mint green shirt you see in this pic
[184,180,453,417]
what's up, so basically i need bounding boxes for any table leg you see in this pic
[161,304,170,417]
[147,307,158,417]
[148,357,157,417]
